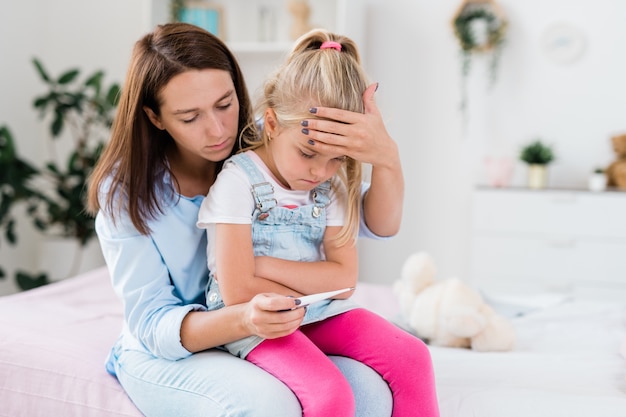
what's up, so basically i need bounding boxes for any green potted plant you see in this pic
[0,58,120,290]
[588,167,607,192]
[0,126,44,283]
[519,139,555,189]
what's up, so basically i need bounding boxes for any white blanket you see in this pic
[353,284,626,417]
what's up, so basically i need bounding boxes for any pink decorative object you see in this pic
[484,156,514,187]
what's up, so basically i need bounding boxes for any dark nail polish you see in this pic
[294,299,301,305]
[307,139,315,146]
[375,82,379,92]
[301,128,309,135]
[300,120,308,127]
[309,107,317,114]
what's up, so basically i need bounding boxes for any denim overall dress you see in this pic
[205,153,358,358]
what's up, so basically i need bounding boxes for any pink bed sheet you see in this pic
[0,266,398,417]
[0,267,142,417]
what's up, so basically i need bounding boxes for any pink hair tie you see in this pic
[320,41,342,51]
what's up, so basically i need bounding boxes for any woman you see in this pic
[88,22,405,417]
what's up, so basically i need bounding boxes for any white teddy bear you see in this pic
[393,252,515,352]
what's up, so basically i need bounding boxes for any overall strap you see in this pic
[311,180,331,218]
[229,153,277,213]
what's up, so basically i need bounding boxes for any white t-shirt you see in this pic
[197,150,347,273]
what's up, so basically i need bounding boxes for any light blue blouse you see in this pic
[96,174,384,371]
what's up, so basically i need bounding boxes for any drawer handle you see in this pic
[546,239,576,248]
[550,194,577,204]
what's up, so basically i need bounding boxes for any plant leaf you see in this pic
[106,84,121,106]
[85,71,104,94]
[16,271,50,291]
[32,58,51,83]
[51,109,64,136]
[6,220,16,244]
[58,69,80,85]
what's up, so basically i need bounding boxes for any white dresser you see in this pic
[469,187,626,300]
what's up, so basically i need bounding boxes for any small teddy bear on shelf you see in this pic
[606,133,626,190]
[392,252,515,352]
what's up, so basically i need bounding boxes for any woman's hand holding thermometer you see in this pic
[283,287,355,311]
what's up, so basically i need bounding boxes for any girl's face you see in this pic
[268,125,346,191]
[145,69,239,164]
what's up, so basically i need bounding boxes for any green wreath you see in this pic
[452,2,507,112]
[454,6,506,55]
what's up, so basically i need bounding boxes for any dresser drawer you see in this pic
[472,189,626,239]
[470,235,626,293]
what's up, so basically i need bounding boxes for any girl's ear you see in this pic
[264,108,278,135]
[143,106,165,130]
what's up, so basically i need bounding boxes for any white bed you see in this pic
[430,300,626,416]
[1,266,625,416]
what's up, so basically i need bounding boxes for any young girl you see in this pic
[197,29,439,417]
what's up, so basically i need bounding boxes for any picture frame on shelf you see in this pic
[179,1,224,39]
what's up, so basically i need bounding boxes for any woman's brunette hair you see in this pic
[88,23,254,234]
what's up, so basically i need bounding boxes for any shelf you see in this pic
[227,41,293,55]
[476,185,626,194]
[145,0,365,52]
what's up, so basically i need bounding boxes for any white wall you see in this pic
[1,0,625,294]
[358,0,626,285]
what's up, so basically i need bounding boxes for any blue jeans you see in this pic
[114,348,392,417]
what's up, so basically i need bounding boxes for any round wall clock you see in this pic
[540,22,586,65]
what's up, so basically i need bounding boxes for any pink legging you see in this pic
[246,308,439,417]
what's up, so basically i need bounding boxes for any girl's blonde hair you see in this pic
[245,29,368,246]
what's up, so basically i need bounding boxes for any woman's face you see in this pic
[146,69,240,164]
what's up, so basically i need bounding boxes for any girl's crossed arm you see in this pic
[215,223,303,305]
[253,226,358,297]
[217,224,357,304]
